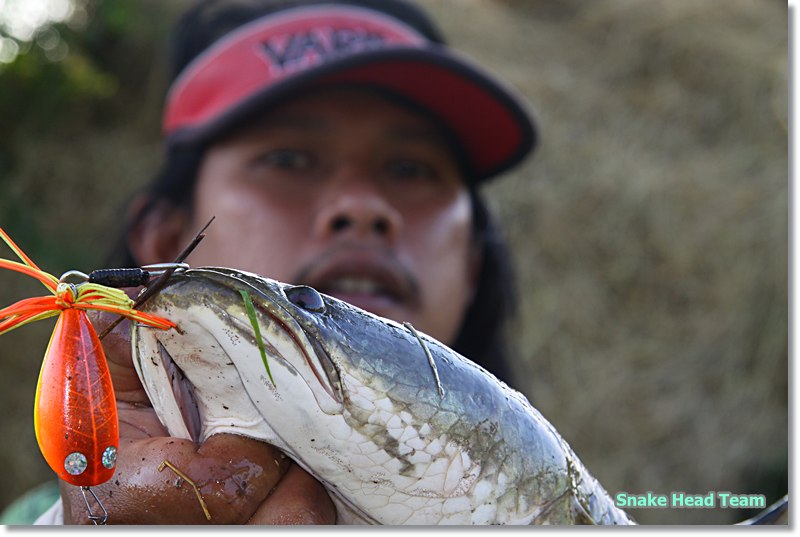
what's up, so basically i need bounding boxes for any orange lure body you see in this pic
[0,226,175,493]
[34,308,118,486]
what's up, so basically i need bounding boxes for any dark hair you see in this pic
[110,0,519,385]
[456,190,518,384]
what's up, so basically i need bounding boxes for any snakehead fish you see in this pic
[132,267,634,525]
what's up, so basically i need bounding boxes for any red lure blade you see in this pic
[34,308,118,487]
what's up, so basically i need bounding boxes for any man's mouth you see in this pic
[325,276,388,296]
[295,246,419,317]
[319,275,399,314]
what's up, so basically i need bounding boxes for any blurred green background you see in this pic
[0,0,787,524]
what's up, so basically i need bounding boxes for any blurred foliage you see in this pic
[0,0,181,267]
[0,0,788,525]
[0,33,115,137]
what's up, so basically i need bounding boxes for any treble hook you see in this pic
[80,486,108,525]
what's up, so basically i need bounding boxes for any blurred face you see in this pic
[167,89,477,345]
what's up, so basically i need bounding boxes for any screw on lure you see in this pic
[0,227,178,523]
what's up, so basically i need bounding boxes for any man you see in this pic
[31,0,537,524]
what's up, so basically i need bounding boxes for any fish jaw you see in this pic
[133,306,277,445]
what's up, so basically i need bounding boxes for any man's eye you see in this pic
[259,149,312,170]
[386,159,437,180]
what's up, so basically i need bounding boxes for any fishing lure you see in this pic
[0,227,177,521]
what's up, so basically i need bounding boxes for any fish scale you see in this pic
[132,267,635,525]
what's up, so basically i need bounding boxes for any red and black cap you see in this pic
[163,1,537,183]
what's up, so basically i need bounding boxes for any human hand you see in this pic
[59,308,335,524]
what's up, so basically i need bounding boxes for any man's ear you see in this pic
[126,195,190,265]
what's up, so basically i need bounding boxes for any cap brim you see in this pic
[166,46,537,183]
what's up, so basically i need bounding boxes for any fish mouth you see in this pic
[155,340,203,443]
[241,295,343,408]
[202,268,344,411]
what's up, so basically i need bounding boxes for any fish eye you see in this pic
[285,285,326,313]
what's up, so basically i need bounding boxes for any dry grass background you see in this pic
[0,0,787,525]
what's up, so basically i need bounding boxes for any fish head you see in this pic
[133,268,349,447]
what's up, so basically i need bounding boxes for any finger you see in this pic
[247,463,336,525]
[61,434,289,525]
[117,401,170,439]
[87,309,132,368]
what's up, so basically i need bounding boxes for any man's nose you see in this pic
[313,173,402,243]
